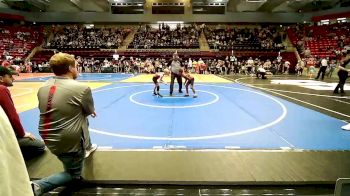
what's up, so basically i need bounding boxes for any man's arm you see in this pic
[159,75,167,84]
[81,87,96,117]
[0,87,25,137]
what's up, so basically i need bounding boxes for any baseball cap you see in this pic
[0,66,19,76]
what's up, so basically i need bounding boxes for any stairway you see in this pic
[199,32,210,51]
[25,26,55,63]
[118,28,137,51]
[284,36,295,52]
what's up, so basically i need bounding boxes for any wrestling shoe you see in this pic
[31,182,42,196]
[341,123,350,131]
[85,144,97,158]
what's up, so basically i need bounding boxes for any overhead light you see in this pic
[337,17,346,20]
[85,24,94,29]
[246,0,267,2]
[157,21,184,24]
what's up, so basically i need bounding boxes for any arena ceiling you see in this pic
[1,0,349,13]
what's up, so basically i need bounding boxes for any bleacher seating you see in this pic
[204,26,284,51]
[288,23,350,58]
[0,25,44,62]
[46,25,130,49]
[31,50,55,64]
[130,24,199,49]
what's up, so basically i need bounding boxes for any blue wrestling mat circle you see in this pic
[129,89,219,108]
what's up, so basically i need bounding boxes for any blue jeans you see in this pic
[33,146,85,194]
[18,137,45,160]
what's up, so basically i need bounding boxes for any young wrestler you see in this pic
[152,68,170,97]
[181,68,197,98]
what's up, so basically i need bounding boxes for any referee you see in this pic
[169,52,183,96]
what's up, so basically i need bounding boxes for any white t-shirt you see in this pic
[247,59,254,67]
[258,67,266,73]
[230,56,237,62]
[321,59,328,67]
[188,60,192,68]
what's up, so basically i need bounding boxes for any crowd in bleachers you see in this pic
[0,25,44,63]
[130,24,199,49]
[204,25,285,51]
[46,25,129,49]
[1,23,301,75]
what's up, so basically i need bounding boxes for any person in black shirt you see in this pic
[333,55,350,95]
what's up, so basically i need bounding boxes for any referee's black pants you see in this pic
[170,72,182,95]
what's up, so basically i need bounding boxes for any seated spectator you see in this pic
[0,66,45,160]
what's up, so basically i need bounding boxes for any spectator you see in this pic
[0,66,45,160]
[327,60,336,78]
[31,53,97,196]
[283,61,290,74]
[304,48,311,57]
[295,60,304,76]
